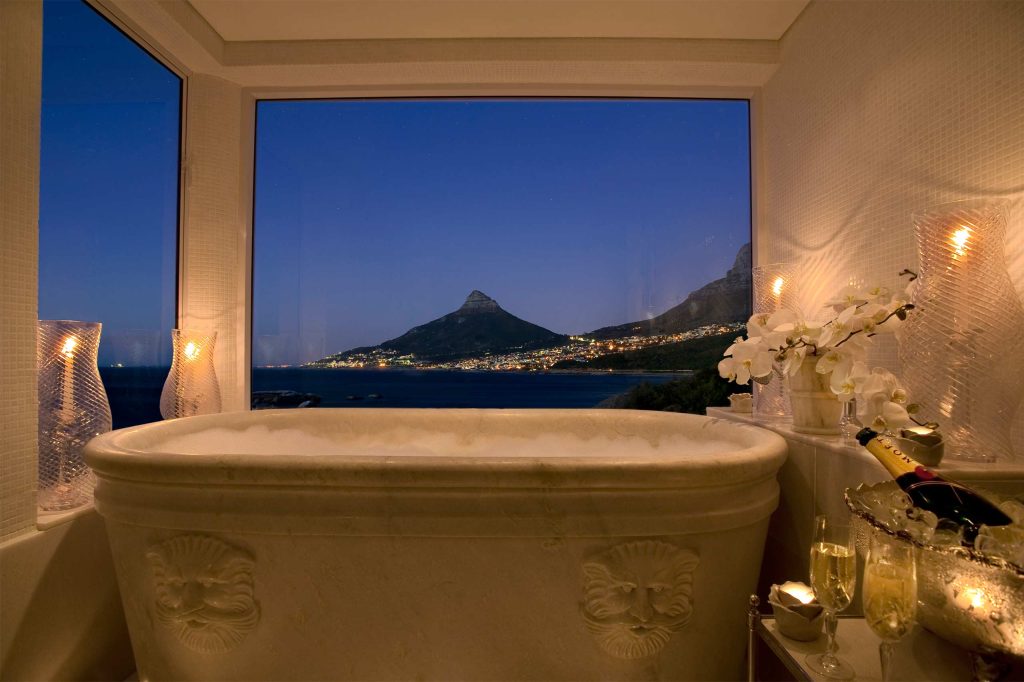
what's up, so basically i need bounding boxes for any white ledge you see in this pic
[707,406,1024,481]
[36,500,96,531]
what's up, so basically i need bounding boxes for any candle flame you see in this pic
[951,226,971,258]
[781,581,816,604]
[184,341,200,361]
[61,336,78,358]
[772,277,785,297]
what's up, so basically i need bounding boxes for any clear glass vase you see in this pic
[752,263,799,420]
[160,330,222,419]
[37,320,111,511]
[898,199,1024,462]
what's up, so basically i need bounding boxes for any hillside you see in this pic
[609,368,748,413]
[590,242,751,339]
[317,291,568,364]
[551,330,740,372]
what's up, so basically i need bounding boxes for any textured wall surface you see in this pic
[180,74,254,411]
[0,0,42,541]
[759,0,1024,456]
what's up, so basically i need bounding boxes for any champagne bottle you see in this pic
[855,427,1012,543]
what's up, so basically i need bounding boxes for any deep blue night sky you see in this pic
[38,1,750,368]
[39,0,179,366]
[255,99,750,365]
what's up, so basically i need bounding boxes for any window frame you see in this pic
[82,0,188,330]
[247,93,756,401]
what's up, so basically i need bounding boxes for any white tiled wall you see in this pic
[0,0,42,541]
[180,75,255,411]
[759,0,1024,457]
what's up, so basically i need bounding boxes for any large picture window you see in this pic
[253,99,750,410]
[39,0,181,428]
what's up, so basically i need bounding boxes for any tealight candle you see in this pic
[59,335,77,425]
[769,581,825,641]
[897,426,945,466]
[729,393,753,413]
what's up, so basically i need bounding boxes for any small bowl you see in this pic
[729,393,753,413]
[894,430,944,467]
[769,583,825,641]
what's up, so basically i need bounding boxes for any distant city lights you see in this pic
[306,322,744,372]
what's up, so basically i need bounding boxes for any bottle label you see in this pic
[872,437,918,476]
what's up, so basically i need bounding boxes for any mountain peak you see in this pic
[459,290,501,313]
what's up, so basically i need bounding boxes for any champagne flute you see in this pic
[863,533,917,682]
[806,514,857,679]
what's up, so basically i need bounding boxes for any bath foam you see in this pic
[156,424,738,459]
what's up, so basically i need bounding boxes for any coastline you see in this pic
[283,366,695,377]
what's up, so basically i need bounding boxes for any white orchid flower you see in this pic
[781,345,808,376]
[723,336,746,358]
[881,401,911,427]
[817,305,863,348]
[826,286,869,312]
[718,356,739,382]
[864,286,892,304]
[830,360,869,400]
[873,300,911,334]
[794,319,824,341]
[763,323,795,350]
[719,338,773,385]
[766,309,799,330]
[855,368,910,431]
[854,303,886,334]
[815,349,849,375]
[746,313,771,339]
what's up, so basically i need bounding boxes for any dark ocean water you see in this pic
[99,366,168,429]
[251,368,686,409]
[99,367,686,429]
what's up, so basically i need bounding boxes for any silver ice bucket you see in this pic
[846,492,1024,660]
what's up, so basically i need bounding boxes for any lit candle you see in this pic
[60,335,78,424]
[772,276,785,308]
[950,226,971,260]
[770,581,824,641]
[779,581,816,605]
[178,339,202,416]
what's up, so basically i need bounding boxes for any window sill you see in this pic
[37,500,95,531]
[707,406,1024,481]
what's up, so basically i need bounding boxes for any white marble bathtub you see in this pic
[85,409,786,681]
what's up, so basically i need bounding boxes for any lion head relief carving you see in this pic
[581,540,699,659]
[146,535,260,653]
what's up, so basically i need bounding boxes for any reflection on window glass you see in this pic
[39,0,180,428]
[253,100,750,411]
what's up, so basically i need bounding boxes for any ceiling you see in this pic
[187,0,810,43]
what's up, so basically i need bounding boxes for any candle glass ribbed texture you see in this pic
[37,320,111,511]
[898,199,1024,463]
[752,263,799,420]
[160,330,221,419]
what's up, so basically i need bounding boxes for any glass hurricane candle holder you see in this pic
[898,199,1024,462]
[37,320,111,511]
[752,263,799,420]
[160,330,221,419]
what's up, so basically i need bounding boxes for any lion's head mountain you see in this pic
[312,243,750,366]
